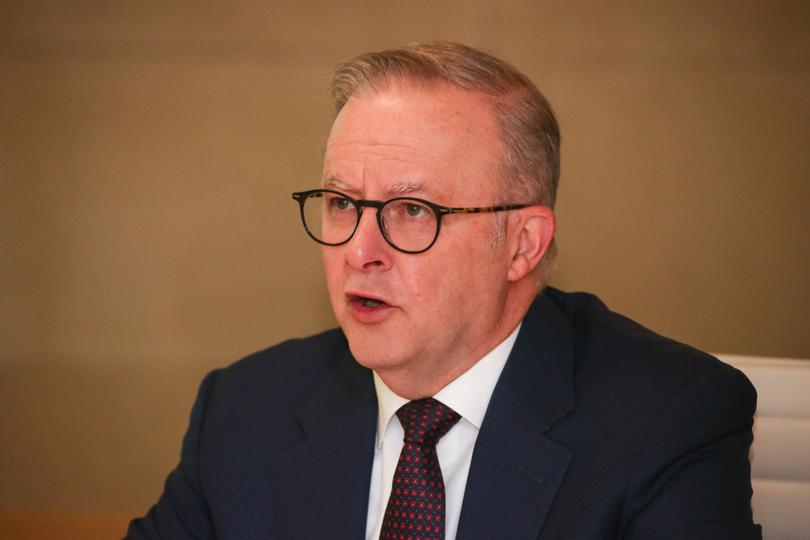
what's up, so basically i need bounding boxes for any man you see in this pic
[127,42,760,539]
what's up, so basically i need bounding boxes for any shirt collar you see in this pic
[373,323,521,449]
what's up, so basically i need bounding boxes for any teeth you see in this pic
[362,298,383,308]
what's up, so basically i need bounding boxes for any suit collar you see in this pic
[271,347,377,539]
[496,291,576,430]
[457,292,576,539]
[294,349,377,439]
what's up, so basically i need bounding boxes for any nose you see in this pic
[344,207,392,271]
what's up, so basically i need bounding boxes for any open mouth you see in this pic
[346,291,393,314]
[350,294,388,308]
[346,293,393,322]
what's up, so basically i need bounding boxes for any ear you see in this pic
[507,206,556,282]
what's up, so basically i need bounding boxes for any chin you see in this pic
[344,330,408,372]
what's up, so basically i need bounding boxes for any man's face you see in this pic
[321,84,518,392]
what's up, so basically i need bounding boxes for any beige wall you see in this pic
[1,1,808,537]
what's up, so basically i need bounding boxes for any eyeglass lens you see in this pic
[302,191,438,252]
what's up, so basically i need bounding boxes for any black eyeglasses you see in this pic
[291,189,529,254]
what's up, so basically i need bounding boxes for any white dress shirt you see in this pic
[364,325,521,540]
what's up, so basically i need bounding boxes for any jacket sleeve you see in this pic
[124,369,222,540]
[621,364,762,539]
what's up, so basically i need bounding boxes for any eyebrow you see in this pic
[390,182,424,195]
[323,178,351,191]
[322,178,426,197]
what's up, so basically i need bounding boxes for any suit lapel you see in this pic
[270,351,377,540]
[457,294,576,539]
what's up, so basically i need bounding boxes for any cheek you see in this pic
[404,258,467,313]
[400,260,429,303]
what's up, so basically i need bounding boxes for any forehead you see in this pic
[322,84,503,199]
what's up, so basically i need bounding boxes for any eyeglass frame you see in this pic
[291,188,530,254]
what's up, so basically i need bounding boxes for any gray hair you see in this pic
[330,42,560,279]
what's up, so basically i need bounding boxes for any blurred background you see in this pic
[1,1,808,538]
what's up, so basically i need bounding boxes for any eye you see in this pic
[404,202,428,218]
[328,196,355,211]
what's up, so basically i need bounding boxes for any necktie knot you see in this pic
[396,397,461,446]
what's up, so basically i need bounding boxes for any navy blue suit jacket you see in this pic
[127,289,761,539]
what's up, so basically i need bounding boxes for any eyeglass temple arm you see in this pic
[442,203,528,215]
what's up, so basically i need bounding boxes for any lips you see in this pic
[346,291,394,323]
[346,290,390,305]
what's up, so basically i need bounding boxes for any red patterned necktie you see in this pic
[380,397,461,540]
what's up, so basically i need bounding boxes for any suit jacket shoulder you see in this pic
[127,328,378,540]
[498,288,761,539]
